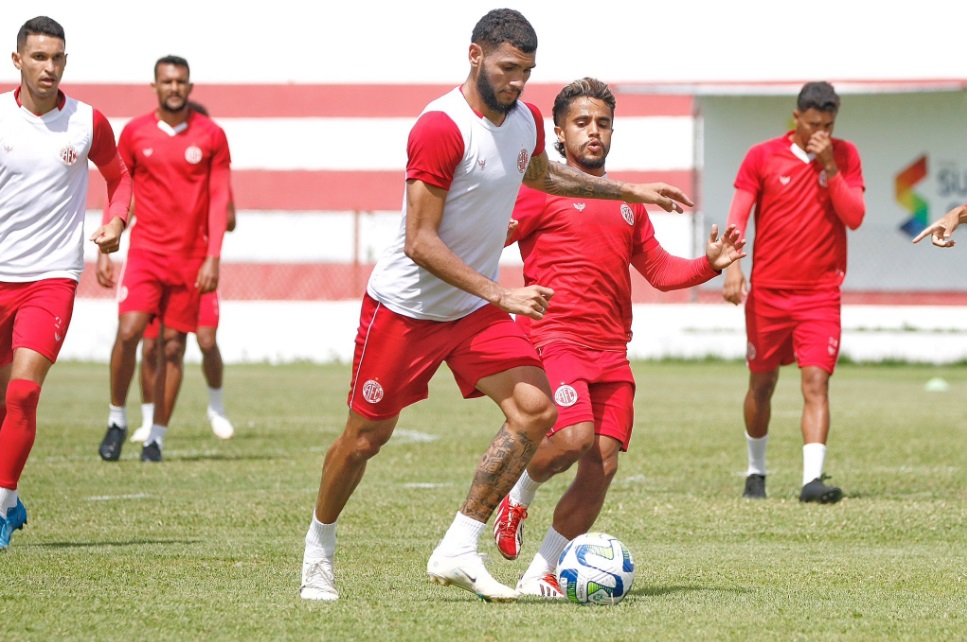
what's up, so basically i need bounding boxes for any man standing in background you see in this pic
[722,81,865,503]
[97,56,230,463]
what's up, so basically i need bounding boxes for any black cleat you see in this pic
[140,441,162,463]
[799,476,843,504]
[742,474,766,499]
[98,424,127,461]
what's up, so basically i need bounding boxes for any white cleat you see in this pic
[208,408,235,440]
[426,549,518,602]
[301,552,338,601]
[516,572,565,599]
[130,426,151,443]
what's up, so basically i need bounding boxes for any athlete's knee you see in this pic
[749,371,778,400]
[196,330,217,353]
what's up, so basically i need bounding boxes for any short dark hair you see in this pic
[154,55,190,80]
[17,16,65,52]
[552,77,616,158]
[471,8,537,54]
[797,81,840,113]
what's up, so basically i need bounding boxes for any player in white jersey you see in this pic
[300,8,692,602]
[0,16,132,549]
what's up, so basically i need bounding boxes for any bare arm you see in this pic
[521,151,693,213]
[722,189,756,305]
[404,179,552,319]
[912,204,967,248]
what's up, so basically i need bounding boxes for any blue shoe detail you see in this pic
[0,499,27,549]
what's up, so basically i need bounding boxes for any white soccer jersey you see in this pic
[0,91,97,282]
[367,87,541,321]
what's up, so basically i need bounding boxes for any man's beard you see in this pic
[477,68,518,115]
[160,97,188,114]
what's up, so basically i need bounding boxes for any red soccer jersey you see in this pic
[117,110,231,258]
[512,184,658,350]
[733,132,864,289]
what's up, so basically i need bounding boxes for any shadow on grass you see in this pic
[633,584,750,597]
[32,539,202,548]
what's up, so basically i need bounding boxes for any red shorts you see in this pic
[538,342,635,451]
[347,294,544,420]
[143,290,219,339]
[745,286,841,375]
[0,278,78,366]
[118,248,205,334]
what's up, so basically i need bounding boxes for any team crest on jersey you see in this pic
[746,342,757,361]
[554,384,578,408]
[620,203,635,226]
[477,159,486,170]
[185,145,203,164]
[572,203,586,212]
[60,145,79,165]
[362,379,384,404]
[517,148,529,173]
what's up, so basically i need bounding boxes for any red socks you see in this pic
[0,379,42,489]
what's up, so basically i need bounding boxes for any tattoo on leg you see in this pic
[462,423,537,521]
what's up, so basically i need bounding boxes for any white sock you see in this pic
[435,511,486,557]
[147,424,168,447]
[140,403,154,430]
[109,404,127,428]
[0,487,18,514]
[521,526,570,581]
[802,443,827,485]
[509,469,542,507]
[208,387,225,416]
[746,432,768,476]
[305,514,337,557]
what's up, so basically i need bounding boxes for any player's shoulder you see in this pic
[122,111,158,133]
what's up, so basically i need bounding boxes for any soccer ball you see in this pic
[556,532,635,605]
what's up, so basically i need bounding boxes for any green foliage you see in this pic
[1,361,964,641]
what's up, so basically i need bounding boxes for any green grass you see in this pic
[1,361,965,641]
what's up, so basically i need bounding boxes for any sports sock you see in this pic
[207,387,225,416]
[0,487,18,514]
[305,514,337,557]
[802,443,827,485]
[509,469,542,507]
[0,380,41,490]
[108,404,127,428]
[147,424,167,447]
[435,511,486,557]
[521,526,570,581]
[140,403,154,430]
[745,432,768,476]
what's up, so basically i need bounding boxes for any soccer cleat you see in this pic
[130,425,151,443]
[140,441,162,463]
[427,549,519,602]
[208,408,235,440]
[493,496,527,560]
[516,572,564,599]
[301,552,339,601]
[98,424,127,461]
[743,474,766,499]
[0,499,28,550]
[799,476,843,504]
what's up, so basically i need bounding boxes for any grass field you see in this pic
[1,360,964,641]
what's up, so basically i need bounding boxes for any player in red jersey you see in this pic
[96,56,231,463]
[491,78,746,597]
[0,16,132,548]
[722,82,865,503]
[132,102,237,444]
[300,9,695,603]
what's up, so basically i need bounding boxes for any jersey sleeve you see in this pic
[205,125,232,257]
[523,102,545,157]
[631,204,658,256]
[405,111,463,191]
[733,144,763,195]
[510,184,549,244]
[90,109,132,226]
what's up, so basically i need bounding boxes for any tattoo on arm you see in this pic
[543,161,625,199]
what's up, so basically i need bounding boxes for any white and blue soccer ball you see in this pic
[556,532,635,605]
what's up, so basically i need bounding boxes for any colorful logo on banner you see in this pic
[896,155,928,237]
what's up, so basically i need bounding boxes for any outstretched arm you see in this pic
[521,151,693,213]
[631,225,746,291]
[912,204,967,248]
